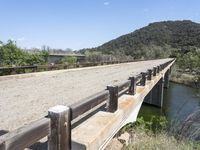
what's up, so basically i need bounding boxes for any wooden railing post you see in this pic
[107,85,118,112]
[140,72,146,86]
[159,65,162,71]
[153,67,157,76]
[157,66,160,73]
[147,69,152,80]
[129,76,136,95]
[160,64,164,70]
[11,68,16,75]
[48,105,71,150]
[33,65,37,72]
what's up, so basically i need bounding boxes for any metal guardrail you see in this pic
[0,59,175,150]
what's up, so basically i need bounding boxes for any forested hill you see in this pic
[80,20,200,59]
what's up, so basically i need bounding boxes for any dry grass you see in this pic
[118,115,200,150]
[123,129,196,150]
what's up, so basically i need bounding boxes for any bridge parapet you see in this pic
[0,59,175,150]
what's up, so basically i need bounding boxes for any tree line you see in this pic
[0,40,48,67]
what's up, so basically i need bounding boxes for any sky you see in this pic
[1,0,200,50]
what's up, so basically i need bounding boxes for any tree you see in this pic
[0,40,49,66]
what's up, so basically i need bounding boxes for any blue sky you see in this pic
[1,0,200,50]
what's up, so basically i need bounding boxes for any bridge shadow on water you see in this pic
[138,103,164,121]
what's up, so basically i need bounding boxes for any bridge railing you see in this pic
[0,60,134,76]
[0,59,175,150]
[0,58,171,76]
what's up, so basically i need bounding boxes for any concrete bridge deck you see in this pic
[0,58,172,132]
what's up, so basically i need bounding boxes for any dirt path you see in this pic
[0,58,172,131]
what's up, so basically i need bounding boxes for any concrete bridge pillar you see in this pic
[144,77,164,107]
[164,69,170,88]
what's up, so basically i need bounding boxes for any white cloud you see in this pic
[103,2,110,6]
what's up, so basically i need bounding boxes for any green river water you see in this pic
[138,82,200,123]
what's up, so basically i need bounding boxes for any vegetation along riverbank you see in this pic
[106,115,200,150]
[170,65,200,89]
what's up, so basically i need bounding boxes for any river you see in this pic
[138,82,200,123]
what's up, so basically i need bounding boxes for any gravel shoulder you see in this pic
[0,58,172,131]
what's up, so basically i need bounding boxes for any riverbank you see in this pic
[106,130,191,150]
[106,117,199,150]
[170,66,200,89]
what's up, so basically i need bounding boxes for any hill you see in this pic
[81,20,200,59]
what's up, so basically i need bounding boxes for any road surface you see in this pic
[0,58,172,131]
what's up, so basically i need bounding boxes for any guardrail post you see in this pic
[153,67,157,76]
[129,76,136,95]
[11,68,16,75]
[48,105,71,150]
[147,69,152,80]
[107,85,118,112]
[33,66,37,72]
[159,65,161,71]
[160,64,163,70]
[161,64,164,70]
[157,66,160,73]
[140,72,146,86]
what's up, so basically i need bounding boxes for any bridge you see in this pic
[0,58,175,150]
[48,53,86,63]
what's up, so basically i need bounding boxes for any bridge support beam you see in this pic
[144,77,164,107]
[144,90,152,104]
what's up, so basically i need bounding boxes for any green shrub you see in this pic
[0,40,48,66]
[59,56,77,64]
